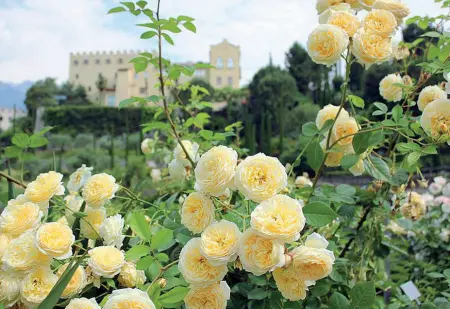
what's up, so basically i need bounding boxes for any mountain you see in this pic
[0,81,33,110]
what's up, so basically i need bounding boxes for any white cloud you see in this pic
[0,0,447,84]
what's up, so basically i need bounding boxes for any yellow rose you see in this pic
[331,116,359,146]
[184,281,230,309]
[118,262,146,288]
[80,206,106,240]
[64,194,84,226]
[238,228,285,276]
[57,264,87,299]
[36,222,75,259]
[290,233,335,282]
[420,99,450,142]
[20,266,58,308]
[363,9,397,38]
[307,24,349,67]
[400,192,426,220]
[67,164,93,192]
[352,29,392,67]
[6,194,29,208]
[174,140,200,167]
[251,195,306,242]
[349,156,365,176]
[418,85,447,112]
[319,5,360,37]
[194,146,238,196]
[82,173,119,208]
[273,266,308,301]
[295,176,312,188]
[0,202,42,237]
[372,0,410,22]
[181,192,215,234]
[103,288,156,309]
[0,273,21,308]
[379,73,404,102]
[0,234,11,262]
[200,220,241,265]
[392,41,410,60]
[360,0,377,9]
[2,231,51,272]
[316,0,345,14]
[168,159,188,181]
[66,298,101,309]
[320,140,352,167]
[178,238,228,285]
[24,171,65,209]
[234,153,287,203]
[316,104,350,130]
[88,246,125,278]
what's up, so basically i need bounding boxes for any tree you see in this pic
[285,42,331,104]
[213,87,246,122]
[249,65,300,154]
[59,82,91,106]
[24,78,59,128]
[95,73,108,105]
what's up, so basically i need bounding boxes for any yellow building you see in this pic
[68,39,241,106]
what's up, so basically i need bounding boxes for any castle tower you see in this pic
[208,39,241,89]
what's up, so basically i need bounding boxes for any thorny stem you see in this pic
[339,204,373,258]
[0,171,27,188]
[156,0,196,168]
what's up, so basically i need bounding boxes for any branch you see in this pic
[339,205,372,258]
[0,171,27,189]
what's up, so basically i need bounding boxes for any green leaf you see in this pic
[302,122,319,137]
[443,269,450,279]
[397,142,421,153]
[129,211,151,242]
[151,228,174,251]
[311,281,331,297]
[141,31,157,39]
[5,146,22,158]
[303,202,338,227]
[350,282,375,309]
[136,1,147,8]
[364,156,391,182]
[248,288,268,300]
[421,31,442,38]
[336,184,356,196]
[341,154,360,169]
[12,133,30,148]
[136,256,154,270]
[119,98,137,109]
[406,152,421,166]
[392,105,403,123]
[348,95,365,108]
[162,23,182,33]
[306,140,325,171]
[159,287,190,307]
[29,135,48,148]
[161,33,174,45]
[35,126,53,136]
[183,22,196,33]
[120,1,135,11]
[142,121,170,133]
[107,6,126,14]
[427,272,445,278]
[328,292,350,309]
[125,245,151,261]
[374,102,388,113]
[36,256,85,309]
[352,131,371,155]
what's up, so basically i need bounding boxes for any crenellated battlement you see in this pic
[70,50,147,58]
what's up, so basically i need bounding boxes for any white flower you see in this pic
[88,246,125,278]
[168,159,187,181]
[420,99,450,142]
[67,164,93,192]
[352,28,392,67]
[295,176,313,188]
[422,193,435,206]
[379,74,404,102]
[20,266,58,308]
[434,176,447,186]
[0,202,43,237]
[66,298,101,309]
[184,281,231,309]
[6,194,29,207]
[174,140,200,167]
[151,169,162,182]
[440,229,450,242]
[305,232,329,249]
[103,289,156,309]
[82,173,119,208]
[372,0,411,22]
[316,104,349,130]
[141,138,152,155]
[181,192,215,234]
[319,4,360,37]
[429,182,443,196]
[118,262,146,288]
[307,24,349,67]
[36,222,75,259]
[417,85,447,112]
[391,41,410,60]
[0,273,21,308]
[195,146,238,196]
[100,214,125,249]
[25,171,65,209]
[234,153,287,203]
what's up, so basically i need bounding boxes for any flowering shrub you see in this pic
[1,0,450,308]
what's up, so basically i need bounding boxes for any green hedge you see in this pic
[43,106,155,136]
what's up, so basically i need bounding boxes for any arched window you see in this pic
[227,58,234,68]
[216,57,223,68]
[73,60,79,66]
[83,59,89,65]
[118,58,123,64]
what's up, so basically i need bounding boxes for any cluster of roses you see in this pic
[175,145,335,308]
[0,167,156,309]
[309,0,411,68]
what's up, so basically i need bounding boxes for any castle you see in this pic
[68,39,241,106]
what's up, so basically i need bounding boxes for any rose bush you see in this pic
[0,0,449,308]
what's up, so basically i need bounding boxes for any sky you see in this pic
[0,0,447,85]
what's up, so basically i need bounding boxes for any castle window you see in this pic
[106,59,111,64]
[73,60,79,66]
[227,58,234,68]
[83,59,89,65]
[216,76,222,86]
[75,74,79,80]
[144,72,149,78]
[107,95,116,106]
[227,76,233,86]
[140,87,146,94]
[118,58,123,64]
[216,57,223,68]
[88,86,91,92]
[96,59,100,64]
